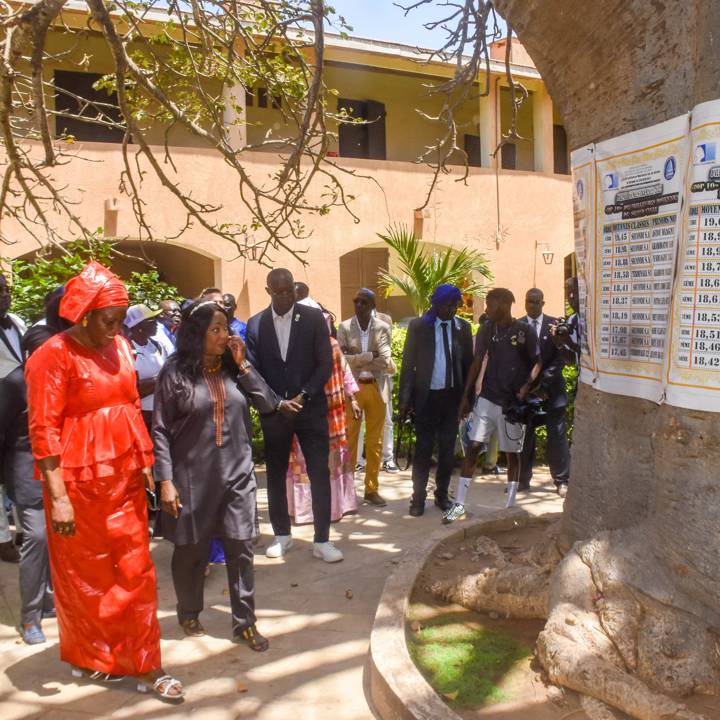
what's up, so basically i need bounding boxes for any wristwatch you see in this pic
[237,360,252,375]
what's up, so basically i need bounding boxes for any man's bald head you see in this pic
[525,288,545,320]
[266,268,295,315]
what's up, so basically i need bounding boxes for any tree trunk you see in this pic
[433,3,720,717]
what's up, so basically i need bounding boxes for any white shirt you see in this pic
[526,313,544,340]
[152,324,176,357]
[357,318,374,379]
[430,317,454,390]
[272,304,295,362]
[132,339,167,411]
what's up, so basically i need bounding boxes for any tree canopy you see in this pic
[0,0,520,262]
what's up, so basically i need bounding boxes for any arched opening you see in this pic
[17,240,219,300]
[112,240,219,299]
[339,240,463,322]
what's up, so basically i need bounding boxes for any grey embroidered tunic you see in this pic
[152,364,278,544]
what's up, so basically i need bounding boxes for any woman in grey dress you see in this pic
[153,300,278,651]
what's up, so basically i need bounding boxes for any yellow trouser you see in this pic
[347,381,386,495]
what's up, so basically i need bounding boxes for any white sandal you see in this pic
[137,674,184,701]
[71,666,124,683]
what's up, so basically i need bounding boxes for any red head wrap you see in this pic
[59,261,129,324]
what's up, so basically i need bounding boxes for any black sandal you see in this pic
[233,624,269,652]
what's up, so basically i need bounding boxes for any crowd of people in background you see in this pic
[0,262,579,701]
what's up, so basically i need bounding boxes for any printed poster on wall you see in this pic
[666,99,720,411]
[570,144,596,385]
[593,114,689,402]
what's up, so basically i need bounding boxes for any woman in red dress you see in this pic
[25,261,183,701]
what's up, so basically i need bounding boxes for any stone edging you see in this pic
[367,508,541,720]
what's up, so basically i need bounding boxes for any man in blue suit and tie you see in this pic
[245,269,343,563]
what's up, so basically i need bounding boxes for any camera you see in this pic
[554,318,571,338]
[503,397,546,426]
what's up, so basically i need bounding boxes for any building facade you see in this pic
[4,5,575,320]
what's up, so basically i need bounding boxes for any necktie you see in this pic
[533,319,539,337]
[441,322,452,388]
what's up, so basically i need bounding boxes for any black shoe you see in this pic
[233,624,269,652]
[180,618,205,637]
[0,540,19,563]
[481,466,499,476]
[434,496,453,512]
[409,503,425,517]
[518,482,531,491]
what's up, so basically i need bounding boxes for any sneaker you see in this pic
[20,623,46,645]
[382,461,400,474]
[312,542,344,563]
[556,483,568,498]
[355,463,365,472]
[266,535,293,559]
[481,466,499,476]
[442,502,466,525]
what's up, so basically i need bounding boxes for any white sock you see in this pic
[506,481,519,508]
[455,476,472,506]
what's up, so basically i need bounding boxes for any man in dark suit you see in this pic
[1,325,56,642]
[245,268,342,563]
[520,287,570,495]
[398,284,473,517]
[0,273,26,379]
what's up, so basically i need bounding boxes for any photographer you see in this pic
[444,288,541,522]
[551,277,581,367]
[520,288,570,496]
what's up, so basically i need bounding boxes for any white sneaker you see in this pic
[312,542,344,563]
[266,535,293,559]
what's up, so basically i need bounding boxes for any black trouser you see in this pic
[519,404,570,487]
[172,537,255,632]
[411,389,461,504]
[261,410,331,543]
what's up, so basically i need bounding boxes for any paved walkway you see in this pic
[0,467,563,720]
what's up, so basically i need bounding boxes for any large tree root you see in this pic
[430,524,719,720]
[431,525,563,619]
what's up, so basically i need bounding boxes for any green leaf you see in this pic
[377,224,492,316]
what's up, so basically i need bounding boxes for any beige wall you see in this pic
[3,141,573,321]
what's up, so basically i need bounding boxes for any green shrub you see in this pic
[250,407,265,462]
[6,236,180,323]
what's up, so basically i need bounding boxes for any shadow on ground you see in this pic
[0,467,564,720]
